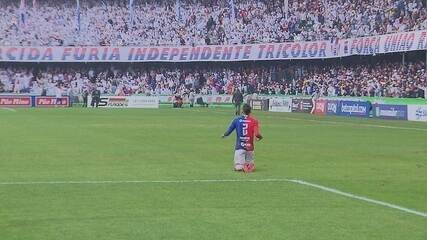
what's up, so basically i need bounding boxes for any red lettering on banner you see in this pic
[308,43,318,57]
[42,48,53,60]
[190,47,200,60]
[0,30,424,62]
[110,48,120,60]
[74,47,87,60]
[0,96,31,107]
[417,31,427,50]
[213,46,222,60]
[314,100,326,115]
[28,48,40,60]
[258,45,266,58]
[89,48,99,60]
[291,43,301,57]
[6,47,17,60]
[373,37,381,53]
[275,44,283,58]
[179,47,189,60]
[222,46,233,60]
[19,47,25,60]
[282,43,291,58]
[101,47,108,60]
[160,47,170,60]
[134,48,147,60]
[62,48,72,60]
[35,97,68,107]
[234,45,243,59]
[243,46,251,59]
[128,48,135,60]
[265,45,274,58]
[301,43,308,57]
[170,48,179,60]
[201,47,212,60]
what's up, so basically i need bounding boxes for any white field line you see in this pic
[0,178,426,218]
[287,179,427,218]
[0,107,17,112]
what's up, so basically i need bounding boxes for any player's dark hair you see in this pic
[243,104,251,115]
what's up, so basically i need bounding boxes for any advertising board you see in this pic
[0,96,32,107]
[374,104,407,120]
[407,105,427,122]
[269,97,292,112]
[339,101,370,117]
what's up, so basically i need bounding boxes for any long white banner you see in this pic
[88,95,159,108]
[0,30,426,62]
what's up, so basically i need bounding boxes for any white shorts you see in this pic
[234,149,254,170]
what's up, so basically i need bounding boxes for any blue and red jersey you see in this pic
[224,115,260,151]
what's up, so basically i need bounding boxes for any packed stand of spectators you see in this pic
[0,58,425,98]
[293,60,426,98]
[0,0,426,46]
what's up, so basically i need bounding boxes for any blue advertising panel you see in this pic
[339,101,370,117]
[326,100,340,115]
[374,104,408,120]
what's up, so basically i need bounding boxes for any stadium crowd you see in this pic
[1,58,425,98]
[0,0,426,46]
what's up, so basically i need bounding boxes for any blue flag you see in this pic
[19,0,26,25]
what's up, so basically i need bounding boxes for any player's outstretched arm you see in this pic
[255,120,263,141]
[222,119,236,138]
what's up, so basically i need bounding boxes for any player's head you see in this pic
[242,104,251,115]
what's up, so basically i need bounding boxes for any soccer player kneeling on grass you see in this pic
[222,104,263,172]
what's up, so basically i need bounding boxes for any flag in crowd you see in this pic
[284,0,288,19]
[19,0,26,25]
[76,0,81,32]
[175,0,182,21]
[129,0,134,26]
[229,0,236,23]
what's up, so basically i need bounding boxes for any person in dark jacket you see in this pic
[82,89,89,107]
[91,88,101,108]
[232,89,244,115]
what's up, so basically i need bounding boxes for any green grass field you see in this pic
[0,107,426,240]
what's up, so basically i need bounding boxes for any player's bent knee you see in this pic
[234,163,244,171]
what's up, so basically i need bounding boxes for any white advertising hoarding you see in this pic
[89,96,159,108]
[269,97,292,112]
[407,105,427,122]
